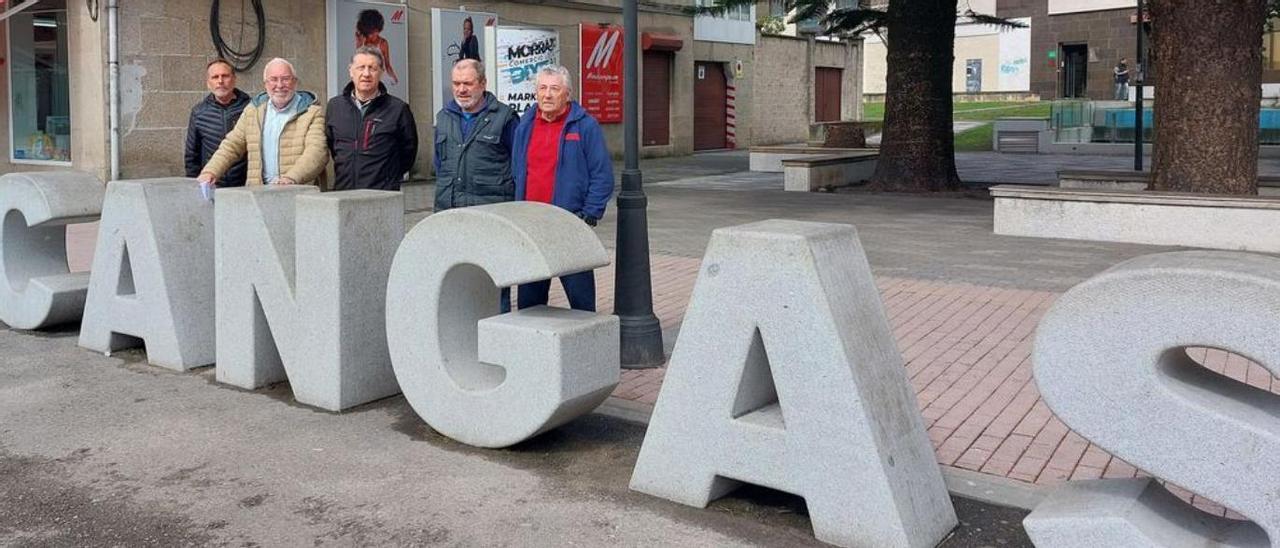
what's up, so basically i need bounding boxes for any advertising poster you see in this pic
[333,0,409,100]
[579,24,623,124]
[496,27,559,117]
[432,9,498,115]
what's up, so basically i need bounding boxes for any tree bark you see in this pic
[1148,0,1266,194]
[869,0,962,192]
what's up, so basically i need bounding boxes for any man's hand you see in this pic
[274,176,299,185]
[196,172,217,185]
[575,211,598,227]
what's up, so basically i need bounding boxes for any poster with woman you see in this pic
[332,0,409,100]
[431,9,498,115]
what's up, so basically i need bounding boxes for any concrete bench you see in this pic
[1058,169,1280,196]
[782,152,879,192]
[749,146,877,173]
[992,184,1280,252]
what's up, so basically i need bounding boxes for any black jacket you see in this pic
[185,89,251,187]
[325,82,419,191]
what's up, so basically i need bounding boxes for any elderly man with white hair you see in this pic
[198,57,329,188]
[510,64,614,312]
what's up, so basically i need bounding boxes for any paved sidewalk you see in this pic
[60,152,1278,518]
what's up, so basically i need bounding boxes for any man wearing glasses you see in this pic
[198,58,329,189]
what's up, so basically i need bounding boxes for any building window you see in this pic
[696,0,751,22]
[8,0,71,163]
[769,0,787,18]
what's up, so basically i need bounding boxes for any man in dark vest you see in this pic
[434,58,519,311]
[185,59,251,187]
[326,46,418,191]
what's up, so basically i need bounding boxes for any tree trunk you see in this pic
[869,0,961,192]
[1148,0,1265,194]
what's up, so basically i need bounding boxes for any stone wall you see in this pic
[116,0,328,179]
[752,34,862,146]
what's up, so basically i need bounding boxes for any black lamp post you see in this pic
[614,0,665,368]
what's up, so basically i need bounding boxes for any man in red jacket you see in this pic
[511,65,614,312]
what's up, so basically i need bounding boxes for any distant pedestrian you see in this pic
[325,46,418,191]
[185,60,251,187]
[511,65,613,312]
[434,58,519,312]
[198,58,328,188]
[1114,58,1130,101]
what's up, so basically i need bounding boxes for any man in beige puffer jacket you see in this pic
[198,58,328,187]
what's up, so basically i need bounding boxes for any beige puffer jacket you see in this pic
[201,91,328,186]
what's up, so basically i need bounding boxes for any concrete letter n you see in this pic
[386,202,619,449]
[629,220,957,548]
[0,172,103,330]
[215,187,404,412]
[79,179,215,370]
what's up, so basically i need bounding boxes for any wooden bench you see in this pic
[749,146,877,173]
[1058,169,1280,196]
[782,152,879,192]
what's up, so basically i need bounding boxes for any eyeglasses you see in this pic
[265,76,296,85]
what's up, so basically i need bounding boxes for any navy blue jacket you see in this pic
[184,89,251,186]
[511,102,613,220]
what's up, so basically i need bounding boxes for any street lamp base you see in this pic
[619,313,664,368]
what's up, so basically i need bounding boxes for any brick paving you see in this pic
[571,252,1273,518]
[61,190,1276,518]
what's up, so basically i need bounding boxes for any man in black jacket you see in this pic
[185,59,251,187]
[326,46,418,191]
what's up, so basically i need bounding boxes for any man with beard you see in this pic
[433,58,519,312]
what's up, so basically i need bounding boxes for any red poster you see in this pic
[579,24,623,124]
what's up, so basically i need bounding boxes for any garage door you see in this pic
[694,61,727,151]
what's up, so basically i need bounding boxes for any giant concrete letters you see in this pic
[385,202,619,448]
[1027,251,1280,547]
[79,179,215,370]
[215,187,403,412]
[629,220,957,548]
[0,172,103,329]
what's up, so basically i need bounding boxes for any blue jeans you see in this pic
[1115,82,1129,101]
[517,270,596,312]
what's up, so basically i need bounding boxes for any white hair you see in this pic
[262,57,297,79]
[536,65,573,93]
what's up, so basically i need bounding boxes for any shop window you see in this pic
[8,0,71,163]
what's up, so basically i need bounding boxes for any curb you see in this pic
[595,396,1047,512]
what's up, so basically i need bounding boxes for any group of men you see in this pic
[184,47,614,312]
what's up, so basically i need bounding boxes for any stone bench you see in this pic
[992,184,1280,253]
[782,152,879,192]
[1058,169,1280,196]
[749,146,877,173]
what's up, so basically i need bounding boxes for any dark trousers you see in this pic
[517,270,596,312]
[500,287,512,314]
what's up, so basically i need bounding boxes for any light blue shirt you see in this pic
[261,94,303,183]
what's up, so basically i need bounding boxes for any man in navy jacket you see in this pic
[511,65,614,312]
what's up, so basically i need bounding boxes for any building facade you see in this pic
[0,0,863,183]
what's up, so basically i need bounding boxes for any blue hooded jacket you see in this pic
[511,102,614,220]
